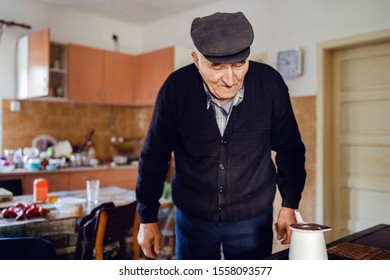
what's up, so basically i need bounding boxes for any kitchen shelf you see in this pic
[49,68,66,74]
[49,41,67,98]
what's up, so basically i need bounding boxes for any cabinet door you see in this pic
[68,44,105,103]
[17,29,50,99]
[29,29,50,98]
[104,51,134,105]
[68,170,108,190]
[105,168,138,190]
[134,47,174,106]
[24,173,69,194]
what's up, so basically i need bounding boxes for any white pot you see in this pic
[289,223,332,260]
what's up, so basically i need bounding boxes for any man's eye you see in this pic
[233,61,246,68]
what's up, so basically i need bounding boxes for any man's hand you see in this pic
[274,207,296,244]
[137,223,161,259]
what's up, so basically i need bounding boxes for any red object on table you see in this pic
[33,178,48,203]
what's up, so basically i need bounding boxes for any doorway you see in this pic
[318,29,390,240]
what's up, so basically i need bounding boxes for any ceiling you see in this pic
[34,0,223,25]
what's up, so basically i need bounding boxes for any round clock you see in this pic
[277,48,303,78]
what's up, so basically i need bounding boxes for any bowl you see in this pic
[45,164,58,171]
[27,162,40,170]
[112,155,128,165]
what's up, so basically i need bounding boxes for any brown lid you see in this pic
[290,223,332,231]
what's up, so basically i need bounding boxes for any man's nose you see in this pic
[221,67,235,86]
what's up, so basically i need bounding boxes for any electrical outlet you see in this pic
[10,100,21,112]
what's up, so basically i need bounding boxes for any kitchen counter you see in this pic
[0,164,139,194]
[0,163,138,176]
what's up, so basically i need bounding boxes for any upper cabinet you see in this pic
[16,28,192,106]
[133,46,193,106]
[67,44,134,105]
[17,29,50,99]
[133,47,174,106]
[67,44,104,103]
[49,42,68,98]
[104,51,134,105]
[17,28,67,99]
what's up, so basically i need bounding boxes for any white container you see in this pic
[289,223,332,260]
[58,197,86,215]
[112,155,127,165]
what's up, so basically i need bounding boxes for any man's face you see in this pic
[192,51,249,104]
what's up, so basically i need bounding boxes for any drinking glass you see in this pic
[86,179,100,204]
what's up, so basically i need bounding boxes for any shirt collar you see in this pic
[205,84,245,111]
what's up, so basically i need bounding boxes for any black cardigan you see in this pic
[136,61,306,223]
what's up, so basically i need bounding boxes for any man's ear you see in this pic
[192,51,200,69]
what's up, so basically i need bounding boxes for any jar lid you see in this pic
[33,178,48,187]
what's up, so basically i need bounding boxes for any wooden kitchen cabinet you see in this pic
[67,44,134,105]
[68,168,137,191]
[133,47,174,106]
[104,168,138,190]
[1,167,138,195]
[17,28,68,99]
[104,51,135,105]
[17,29,50,99]
[24,173,69,194]
[49,42,68,98]
[68,170,108,190]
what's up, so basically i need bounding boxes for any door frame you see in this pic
[316,29,390,237]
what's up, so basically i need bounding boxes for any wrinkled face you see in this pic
[192,51,249,104]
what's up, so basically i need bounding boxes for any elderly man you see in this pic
[136,11,306,260]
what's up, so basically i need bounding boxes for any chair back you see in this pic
[94,201,139,260]
[74,202,115,260]
[0,237,56,260]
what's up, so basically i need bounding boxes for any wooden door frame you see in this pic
[316,29,390,235]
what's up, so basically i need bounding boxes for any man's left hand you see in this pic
[275,207,296,244]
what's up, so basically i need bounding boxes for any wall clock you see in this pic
[276,48,303,78]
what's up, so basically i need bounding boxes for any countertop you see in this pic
[265,224,390,260]
[0,163,138,176]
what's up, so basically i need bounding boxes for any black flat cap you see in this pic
[191,12,254,63]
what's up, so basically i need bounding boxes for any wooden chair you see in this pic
[94,201,140,260]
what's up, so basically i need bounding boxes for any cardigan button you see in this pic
[218,186,223,193]
[218,207,223,212]
[221,139,227,145]
[219,164,225,171]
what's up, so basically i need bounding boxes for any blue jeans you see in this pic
[175,207,273,260]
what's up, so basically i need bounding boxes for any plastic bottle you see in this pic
[12,148,23,169]
[33,178,48,203]
[87,145,96,160]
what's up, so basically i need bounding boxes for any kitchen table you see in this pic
[0,186,173,259]
[266,224,390,260]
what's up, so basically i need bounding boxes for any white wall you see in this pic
[142,0,390,97]
[0,0,142,149]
